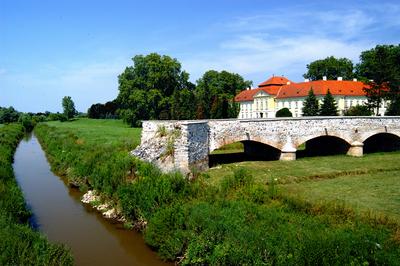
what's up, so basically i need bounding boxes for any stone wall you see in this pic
[134,117,400,174]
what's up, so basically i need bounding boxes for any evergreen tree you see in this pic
[302,89,319,116]
[319,89,338,116]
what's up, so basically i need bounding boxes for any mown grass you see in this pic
[284,170,400,220]
[207,152,400,185]
[46,118,141,149]
[0,124,73,265]
[210,142,244,154]
[35,119,400,264]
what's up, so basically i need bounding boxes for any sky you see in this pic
[1,0,399,113]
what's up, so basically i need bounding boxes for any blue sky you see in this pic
[1,0,399,112]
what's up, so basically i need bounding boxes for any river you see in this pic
[13,134,169,266]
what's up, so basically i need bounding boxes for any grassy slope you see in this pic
[36,119,400,264]
[0,124,73,265]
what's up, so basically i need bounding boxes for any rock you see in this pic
[103,208,117,219]
[96,203,109,211]
[81,190,100,203]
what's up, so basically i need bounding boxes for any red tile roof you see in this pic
[276,80,368,99]
[258,76,292,87]
[235,76,293,102]
[235,76,371,102]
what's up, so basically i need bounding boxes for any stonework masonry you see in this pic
[132,117,400,174]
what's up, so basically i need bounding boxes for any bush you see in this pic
[276,108,293,117]
[344,105,372,116]
[18,113,36,132]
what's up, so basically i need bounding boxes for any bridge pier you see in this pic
[279,136,296,161]
[347,141,363,157]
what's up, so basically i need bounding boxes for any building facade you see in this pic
[235,75,387,118]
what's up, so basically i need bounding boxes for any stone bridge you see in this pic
[133,117,400,174]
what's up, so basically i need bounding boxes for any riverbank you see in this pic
[35,119,400,264]
[0,124,73,265]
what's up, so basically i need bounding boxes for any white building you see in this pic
[235,75,387,118]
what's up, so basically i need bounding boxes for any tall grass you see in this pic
[0,124,73,265]
[144,169,400,265]
[35,123,138,197]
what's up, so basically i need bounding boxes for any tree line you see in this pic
[88,53,251,126]
[303,45,400,116]
[86,44,399,125]
[0,96,79,131]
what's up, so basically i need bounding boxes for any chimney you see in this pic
[322,76,327,81]
[353,78,357,82]
[337,77,343,81]
[304,78,310,82]
[286,81,291,85]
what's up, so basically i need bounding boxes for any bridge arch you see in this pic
[360,130,400,143]
[296,135,351,158]
[363,132,400,153]
[210,136,281,154]
[209,140,281,167]
[295,133,352,148]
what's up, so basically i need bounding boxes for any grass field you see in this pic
[46,118,141,149]
[207,152,400,184]
[210,142,244,154]
[206,151,400,222]
[284,171,400,220]
[36,119,400,264]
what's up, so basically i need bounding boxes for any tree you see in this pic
[88,103,105,119]
[62,96,77,120]
[356,45,400,115]
[302,89,319,116]
[304,56,354,81]
[195,70,252,119]
[171,88,196,120]
[116,53,194,126]
[0,106,20,123]
[88,101,119,119]
[276,108,292,117]
[385,96,400,115]
[319,89,338,116]
[362,81,389,115]
[18,113,35,131]
[344,105,372,116]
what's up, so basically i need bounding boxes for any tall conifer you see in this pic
[319,89,338,116]
[302,88,319,116]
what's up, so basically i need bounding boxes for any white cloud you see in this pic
[182,4,399,83]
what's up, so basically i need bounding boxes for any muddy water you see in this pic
[13,134,169,266]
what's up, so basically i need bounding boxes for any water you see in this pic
[13,134,169,266]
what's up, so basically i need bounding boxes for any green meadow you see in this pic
[35,118,400,265]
